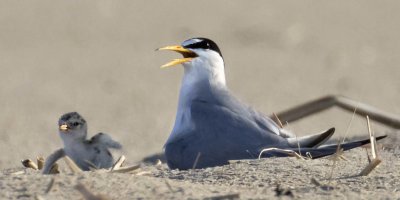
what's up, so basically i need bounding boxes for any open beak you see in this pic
[59,124,69,132]
[156,45,197,68]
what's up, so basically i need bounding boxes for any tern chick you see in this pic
[158,37,386,170]
[43,112,121,174]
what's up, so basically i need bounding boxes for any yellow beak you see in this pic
[156,45,197,68]
[59,124,68,131]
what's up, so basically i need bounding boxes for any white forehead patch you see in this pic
[181,38,203,47]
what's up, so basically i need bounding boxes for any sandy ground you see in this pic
[1,0,400,199]
[1,148,399,199]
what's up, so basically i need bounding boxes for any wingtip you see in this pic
[376,135,387,140]
[287,127,336,148]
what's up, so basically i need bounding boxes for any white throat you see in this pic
[59,130,87,149]
[167,51,226,143]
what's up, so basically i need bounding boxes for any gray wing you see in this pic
[211,88,282,135]
[176,83,281,138]
[190,99,290,153]
[193,87,340,150]
[165,99,289,169]
[89,133,122,149]
[219,91,336,148]
[166,87,291,169]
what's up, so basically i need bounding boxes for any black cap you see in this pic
[182,38,223,58]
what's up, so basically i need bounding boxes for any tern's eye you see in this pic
[72,122,79,126]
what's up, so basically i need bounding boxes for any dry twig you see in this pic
[204,193,240,200]
[359,116,382,176]
[111,155,126,171]
[111,164,141,173]
[258,148,305,160]
[273,112,284,128]
[192,152,202,169]
[63,156,83,173]
[37,156,45,170]
[327,107,357,183]
[21,159,38,170]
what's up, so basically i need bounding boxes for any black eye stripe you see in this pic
[182,38,223,58]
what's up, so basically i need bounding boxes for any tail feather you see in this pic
[287,128,335,148]
[308,135,387,159]
[260,135,387,159]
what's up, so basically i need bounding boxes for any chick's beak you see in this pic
[59,124,69,132]
[156,45,197,68]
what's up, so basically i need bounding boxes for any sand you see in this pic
[1,0,400,199]
[2,148,400,199]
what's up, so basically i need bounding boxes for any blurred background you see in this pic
[0,0,399,168]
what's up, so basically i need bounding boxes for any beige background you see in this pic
[0,0,399,168]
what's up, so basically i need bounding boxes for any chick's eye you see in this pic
[73,122,79,126]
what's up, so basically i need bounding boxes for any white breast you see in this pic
[167,50,226,143]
